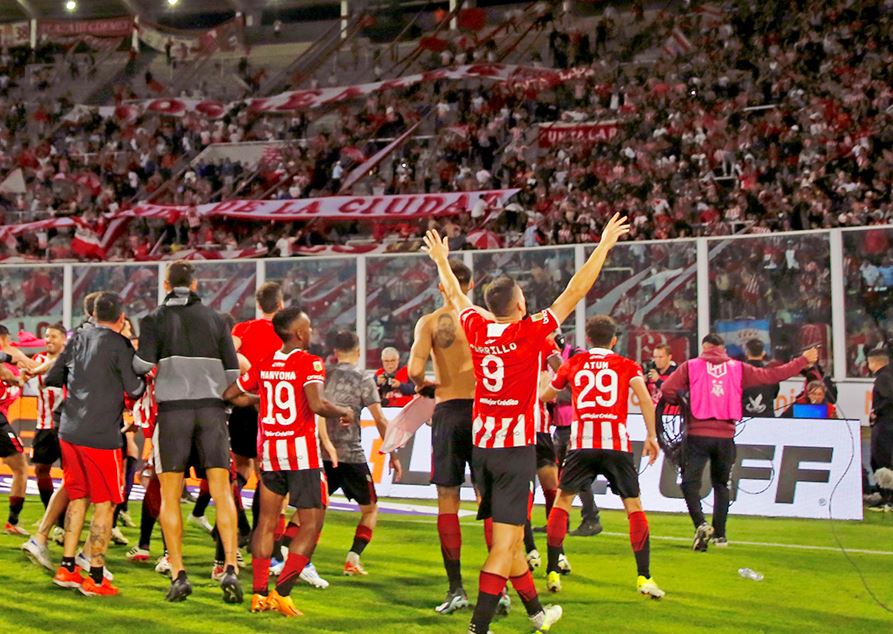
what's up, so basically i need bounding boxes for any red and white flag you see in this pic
[662,27,693,58]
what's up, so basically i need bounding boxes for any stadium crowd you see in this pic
[0,0,890,263]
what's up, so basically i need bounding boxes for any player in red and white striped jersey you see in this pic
[28,324,67,511]
[541,314,663,599]
[422,213,629,634]
[224,306,353,618]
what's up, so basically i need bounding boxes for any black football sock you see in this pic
[62,556,76,572]
[90,566,104,584]
[523,519,536,553]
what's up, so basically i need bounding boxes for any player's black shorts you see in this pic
[560,448,640,500]
[324,461,377,506]
[536,432,557,469]
[552,426,571,466]
[431,399,474,487]
[31,428,61,465]
[0,414,23,458]
[153,406,230,473]
[262,468,328,509]
[472,445,535,525]
[228,405,258,459]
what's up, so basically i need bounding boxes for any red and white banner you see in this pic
[38,17,134,40]
[537,121,621,147]
[60,64,568,122]
[130,190,519,222]
[339,122,421,193]
[0,21,29,47]
[138,18,244,62]
[662,27,693,58]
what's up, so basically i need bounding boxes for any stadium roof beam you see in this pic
[15,0,37,18]
[117,0,141,17]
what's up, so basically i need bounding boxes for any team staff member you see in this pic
[230,282,286,534]
[45,292,145,596]
[408,260,480,615]
[134,261,243,603]
[423,212,629,634]
[322,331,402,576]
[376,347,415,407]
[867,349,893,510]
[741,339,779,417]
[661,334,818,551]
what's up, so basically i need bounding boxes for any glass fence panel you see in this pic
[0,265,64,336]
[191,262,257,323]
[72,264,159,330]
[472,247,578,343]
[708,233,833,369]
[585,241,698,365]
[365,254,438,370]
[266,258,358,360]
[842,227,893,377]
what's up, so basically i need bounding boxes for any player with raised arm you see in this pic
[407,260,483,615]
[540,315,664,598]
[223,306,355,618]
[422,213,630,634]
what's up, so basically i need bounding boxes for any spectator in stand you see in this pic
[375,347,415,407]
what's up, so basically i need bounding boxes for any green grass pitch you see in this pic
[0,496,891,633]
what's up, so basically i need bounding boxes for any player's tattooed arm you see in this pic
[408,315,435,392]
[422,230,473,312]
[550,212,630,323]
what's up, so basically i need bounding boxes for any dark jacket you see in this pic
[134,288,240,412]
[741,359,779,417]
[661,348,809,439]
[872,364,893,426]
[46,325,144,449]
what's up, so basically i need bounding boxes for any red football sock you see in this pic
[510,570,543,616]
[252,557,270,595]
[483,517,493,551]
[546,507,569,549]
[274,514,286,542]
[350,524,373,556]
[479,570,507,595]
[437,513,462,561]
[283,521,299,542]
[276,552,310,597]
[543,488,557,521]
[629,510,651,578]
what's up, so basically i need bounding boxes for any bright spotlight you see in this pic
[167,0,179,6]
[65,0,77,11]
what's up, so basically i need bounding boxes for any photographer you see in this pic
[868,349,893,511]
[375,347,414,407]
[741,339,779,418]
[644,344,677,405]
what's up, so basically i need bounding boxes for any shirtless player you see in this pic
[408,260,484,615]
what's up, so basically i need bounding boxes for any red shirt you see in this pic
[551,348,643,452]
[459,307,559,449]
[374,366,412,407]
[132,370,157,439]
[237,348,326,472]
[537,338,561,434]
[33,352,64,431]
[0,364,21,418]
[232,318,282,370]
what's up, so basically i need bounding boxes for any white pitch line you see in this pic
[385,517,893,556]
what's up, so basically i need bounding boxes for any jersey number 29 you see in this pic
[574,369,618,409]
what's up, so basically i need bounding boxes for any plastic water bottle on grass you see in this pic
[738,568,764,581]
